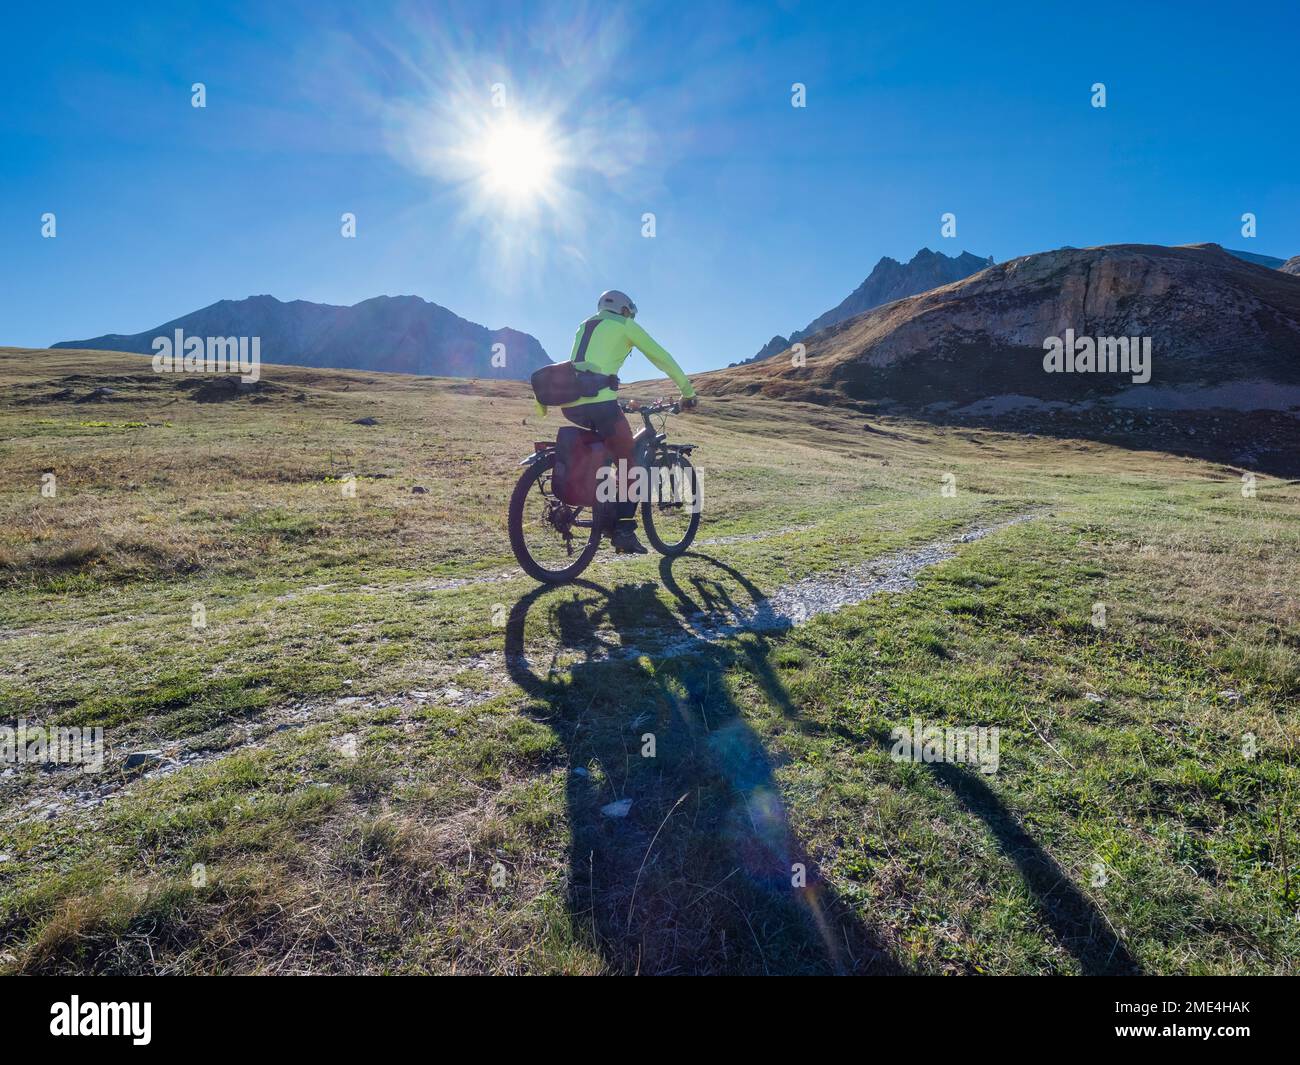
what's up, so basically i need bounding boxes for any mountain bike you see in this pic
[508,399,701,584]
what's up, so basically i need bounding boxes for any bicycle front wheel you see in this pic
[641,453,701,556]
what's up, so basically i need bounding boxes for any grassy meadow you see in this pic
[0,347,1296,974]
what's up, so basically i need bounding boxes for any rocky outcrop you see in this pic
[54,294,550,380]
[704,243,1300,411]
[701,243,1300,475]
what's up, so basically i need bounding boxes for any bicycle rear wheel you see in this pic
[509,454,601,583]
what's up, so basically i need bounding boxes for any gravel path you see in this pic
[705,511,1040,635]
[512,510,1043,665]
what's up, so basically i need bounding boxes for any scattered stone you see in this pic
[1220,689,1242,703]
[75,386,116,403]
[411,485,428,494]
[335,696,363,706]
[123,750,163,770]
[352,416,379,426]
[572,766,589,777]
[1084,692,1105,703]
[188,377,264,403]
[600,798,633,818]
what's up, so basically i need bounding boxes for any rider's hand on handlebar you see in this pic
[680,395,698,411]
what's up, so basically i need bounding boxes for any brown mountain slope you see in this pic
[694,243,1300,474]
[53,294,550,380]
[702,243,1300,411]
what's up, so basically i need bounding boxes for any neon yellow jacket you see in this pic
[536,310,697,414]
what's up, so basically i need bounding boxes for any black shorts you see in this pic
[560,400,625,440]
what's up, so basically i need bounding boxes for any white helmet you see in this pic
[598,290,637,318]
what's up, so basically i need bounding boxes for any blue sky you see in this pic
[3,0,1298,377]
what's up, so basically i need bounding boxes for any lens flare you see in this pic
[373,6,656,283]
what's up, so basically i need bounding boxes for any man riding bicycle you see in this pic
[547,290,697,554]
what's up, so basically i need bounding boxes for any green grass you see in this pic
[0,346,1296,973]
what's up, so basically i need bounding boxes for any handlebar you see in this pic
[619,398,682,415]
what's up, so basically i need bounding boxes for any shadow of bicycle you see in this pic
[503,558,902,975]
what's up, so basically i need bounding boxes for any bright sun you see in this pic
[471,118,560,207]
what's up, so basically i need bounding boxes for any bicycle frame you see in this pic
[515,399,696,470]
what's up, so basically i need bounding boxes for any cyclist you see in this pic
[553,290,697,554]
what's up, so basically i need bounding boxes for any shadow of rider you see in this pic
[502,561,902,975]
